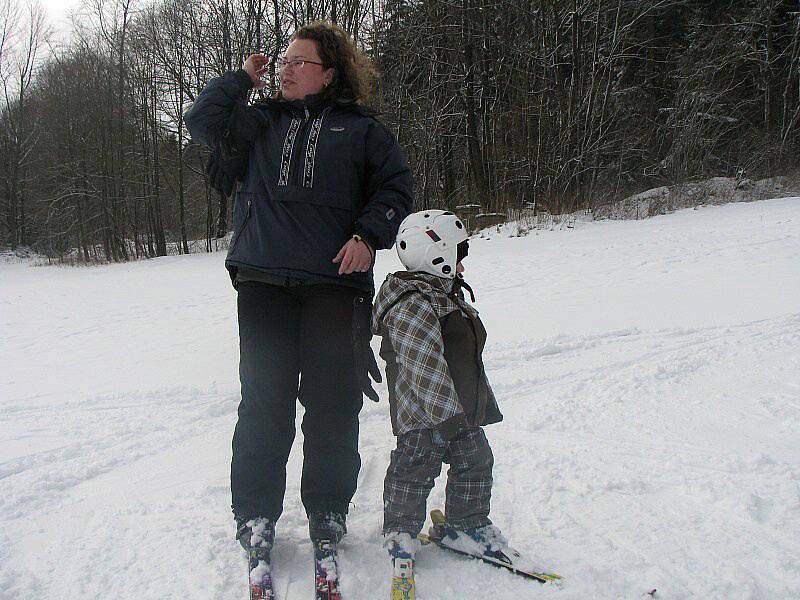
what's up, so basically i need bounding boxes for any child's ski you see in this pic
[390,556,415,600]
[247,547,276,600]
[420,509,562,585]
[314,539,343,600]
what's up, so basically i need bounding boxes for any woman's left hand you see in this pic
[333,238,373,274]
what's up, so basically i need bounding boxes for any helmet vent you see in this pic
[432,257,444,265]
[455,221,463,229]
[442,265,452,274]
[399,241,407,250]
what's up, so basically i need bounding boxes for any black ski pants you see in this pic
[231,280,365,522]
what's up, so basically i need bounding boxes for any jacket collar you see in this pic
[256,92,370,118]
[373,271,467,331]
[287,91,329,115]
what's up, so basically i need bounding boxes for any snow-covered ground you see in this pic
[2,197,799,599]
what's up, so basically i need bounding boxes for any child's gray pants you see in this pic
[383,427,494,536]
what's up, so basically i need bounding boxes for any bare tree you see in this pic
[0,0,48,249]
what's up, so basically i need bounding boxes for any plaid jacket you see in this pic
[372,271,501,438]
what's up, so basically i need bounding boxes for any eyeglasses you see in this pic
[276,57,325,71]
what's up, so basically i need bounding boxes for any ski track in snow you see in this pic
[1,198,799,599]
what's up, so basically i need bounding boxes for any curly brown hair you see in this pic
[292,21,375,104]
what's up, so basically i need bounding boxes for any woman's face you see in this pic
[279,38,334,100]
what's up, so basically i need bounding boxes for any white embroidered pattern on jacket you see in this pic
[302,108,331,188]
[278,118,301,186]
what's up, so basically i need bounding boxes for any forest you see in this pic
[1,0,798,261]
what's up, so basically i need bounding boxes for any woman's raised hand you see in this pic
[243,54,270,89]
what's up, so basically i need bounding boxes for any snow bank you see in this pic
[594,176,796,220]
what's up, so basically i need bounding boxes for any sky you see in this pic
[39,0,83,42]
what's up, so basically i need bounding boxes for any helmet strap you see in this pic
[452,274,476,303]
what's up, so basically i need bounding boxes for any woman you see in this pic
[184,21,413,558]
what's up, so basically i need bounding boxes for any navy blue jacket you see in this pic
[184,70,413,292]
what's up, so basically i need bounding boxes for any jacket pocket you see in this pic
[275,186,355,212]
[274,187,358,246]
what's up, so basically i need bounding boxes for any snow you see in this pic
[2,197,800,599]
[433,523,509,557]
[250,560,270,585]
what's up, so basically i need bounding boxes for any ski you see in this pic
[390,556,415,600]
[248,547,276,600]
[314,539,343,600]
[419,509,562,585]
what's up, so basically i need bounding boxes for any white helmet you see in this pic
[396,210,468,278]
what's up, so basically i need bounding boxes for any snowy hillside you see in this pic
[2,198,799,599]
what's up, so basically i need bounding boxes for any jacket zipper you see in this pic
[230,198,252,251]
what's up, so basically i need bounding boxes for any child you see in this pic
[372,209,506,564]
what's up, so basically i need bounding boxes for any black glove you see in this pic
[205,147,236,197]
[363,346,382,402]
[353,295,382,402]
[204,103,268,198]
